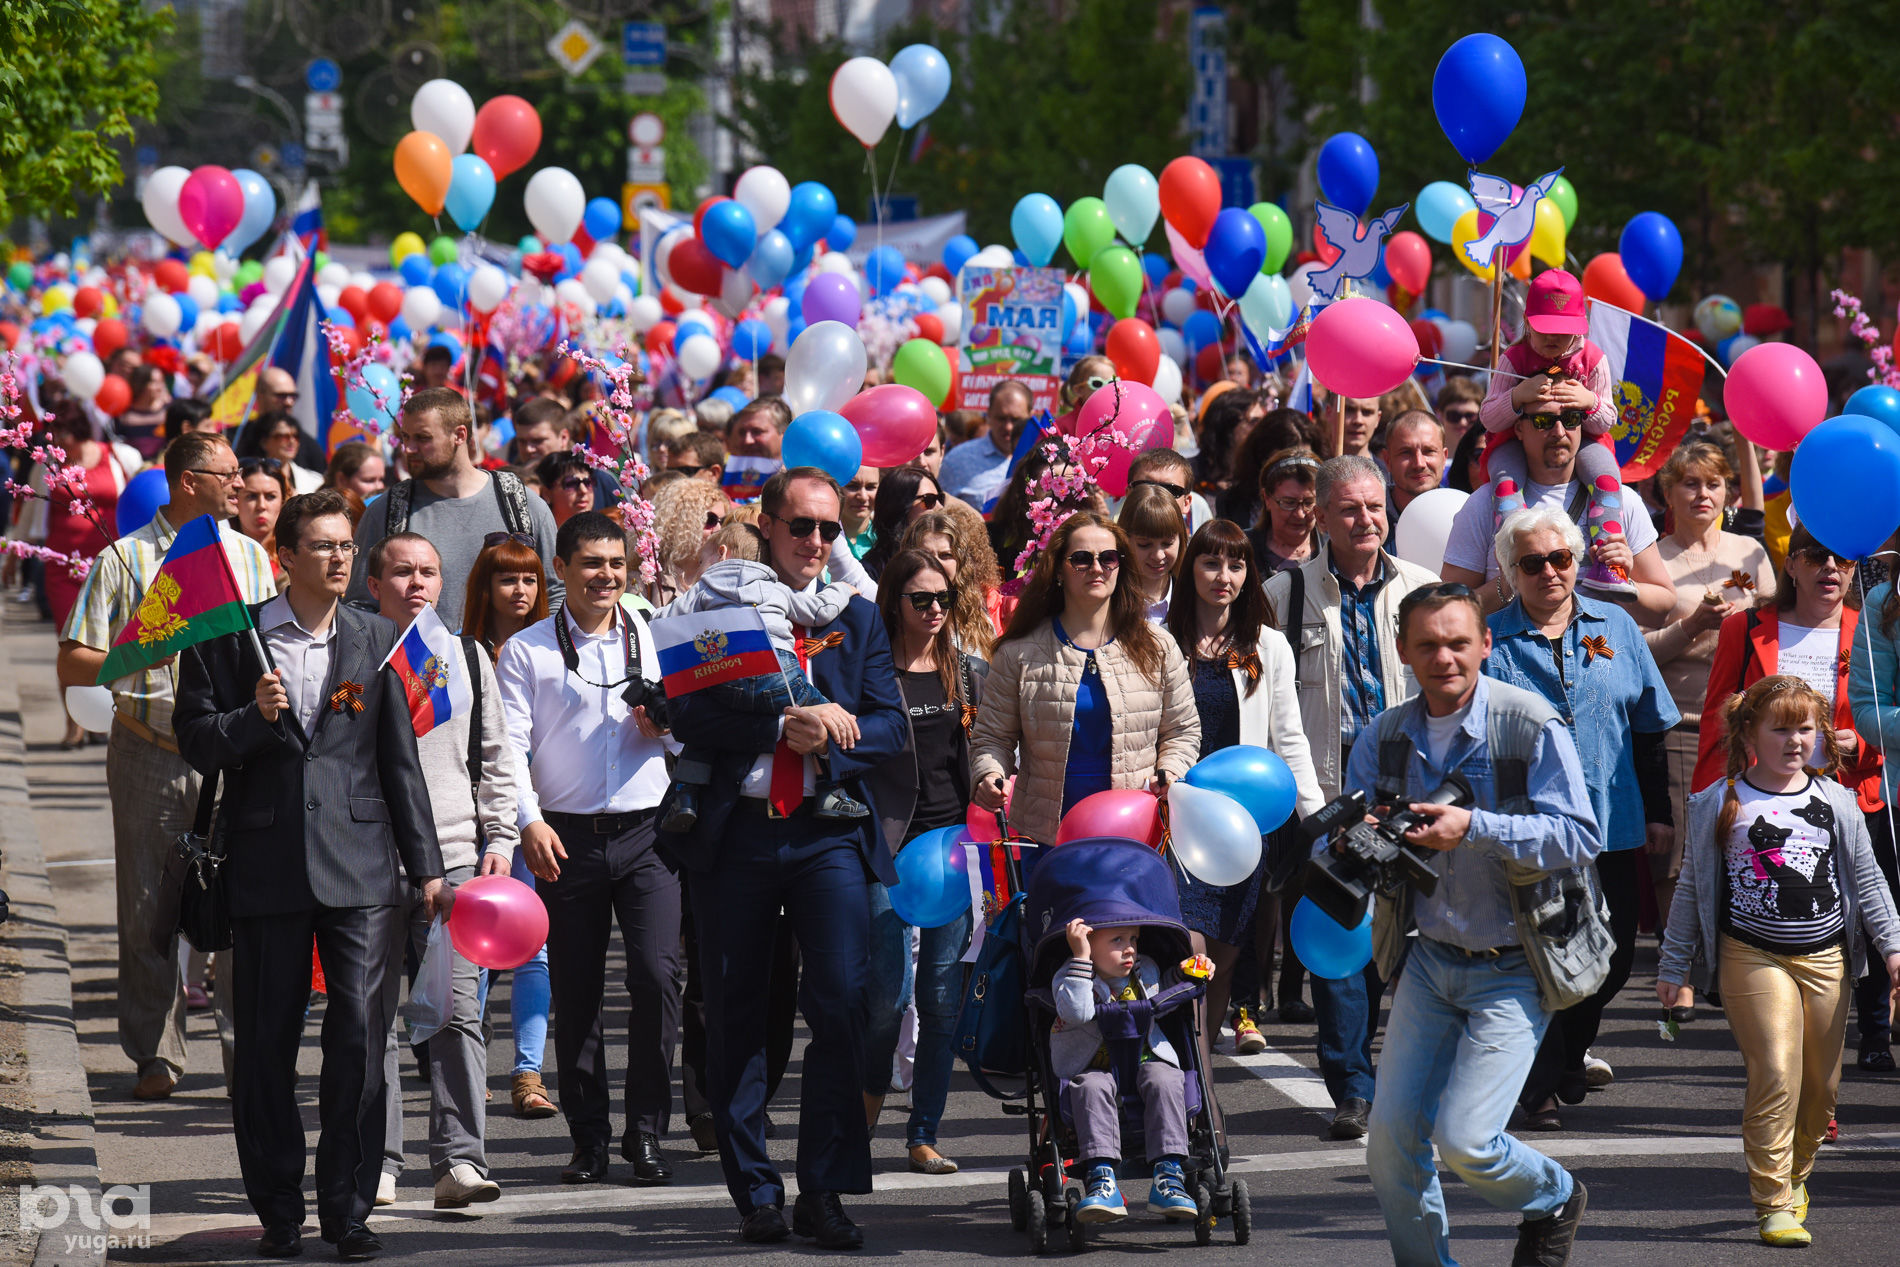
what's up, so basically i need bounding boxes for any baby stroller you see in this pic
[1004,837,1249,1252]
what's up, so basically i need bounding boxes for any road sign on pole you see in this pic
[305,59,341,93]
[622,21,666,67]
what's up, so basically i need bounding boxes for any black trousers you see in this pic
[681,875,800,1117]
[1854,808,1900,1052]
[1521,848,1643,1109]
[540,810,682,1149]
[231,904,405,1236]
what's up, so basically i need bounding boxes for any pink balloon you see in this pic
[1164,222,1212,291]
[1096,417,1173,498]
[1306,297,1420,400]
[838,383,937,466]
[966,775,1015,841]
[1074,379,1168,445]
[1055,788,1165,849]
[1726,342,1827,450]
[447,875,549,970]
[177,165,245,251]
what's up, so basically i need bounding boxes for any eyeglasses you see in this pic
[1066,549,1121,572]
[188,466,243,483]
[1528,410,1588,432]
[903,587,959,611]
[1133,479,1189,501]
[775,516,844,543]
[238,457,283,476]
[912,492,945,511]
[671,464,708,478]
[483,531,535,549]
[703,510,726,531]
[1515,549,1576,576]
[1443,408,1480,426]
[1792,545,1853,568]
[558,477,589,493]
[296,539,359,558]
[1273,496,1318,515]
[265,390,300,403]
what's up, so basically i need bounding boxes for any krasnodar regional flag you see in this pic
[97,515,254,684]
[650,608,781,697]
[382,604,472,738]
[1588,300,1708,482]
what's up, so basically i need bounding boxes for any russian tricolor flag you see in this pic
[650,607,782,697]
[382,605,472,738]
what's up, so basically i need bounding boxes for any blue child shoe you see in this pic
[1148,1159,1199,1221]
[1075,1164,1126,1223]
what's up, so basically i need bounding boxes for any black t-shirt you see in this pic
[900,667,969,836]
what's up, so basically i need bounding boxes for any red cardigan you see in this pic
[1692,605,1883,810]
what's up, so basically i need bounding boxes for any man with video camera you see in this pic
[1334,583,1603,1267]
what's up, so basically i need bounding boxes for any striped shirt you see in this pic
[60,513,277,739]
[1722,778,1845,955]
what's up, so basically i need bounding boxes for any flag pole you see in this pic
[1488,263,1504,372]
[207,512,272,674]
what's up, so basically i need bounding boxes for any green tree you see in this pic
[0,0,172,224]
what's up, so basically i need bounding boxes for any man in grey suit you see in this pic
[176,489,446,1262]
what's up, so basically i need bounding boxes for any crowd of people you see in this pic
[11,265,1900,1265]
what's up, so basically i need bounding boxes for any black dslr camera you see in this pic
[622,676,670,730]
[1298,773,1475,929]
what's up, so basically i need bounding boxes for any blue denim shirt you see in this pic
[1484,594,1679,851]
[1345,676,1603,951]
[1333,552,1389,748]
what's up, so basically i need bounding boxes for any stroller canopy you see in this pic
[1022,838,1190,984]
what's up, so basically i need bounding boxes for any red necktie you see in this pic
[768,623,809,816]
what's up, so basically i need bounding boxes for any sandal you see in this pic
[511,1072,558,1119]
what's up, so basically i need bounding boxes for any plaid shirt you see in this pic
[1332,552,1391,747]
[60,512,277,739]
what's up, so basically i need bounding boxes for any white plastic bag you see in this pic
[402,917,454,1046]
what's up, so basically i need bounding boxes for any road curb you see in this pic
[0,645,106,1267]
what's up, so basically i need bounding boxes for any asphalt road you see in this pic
[9,612,1900,1265]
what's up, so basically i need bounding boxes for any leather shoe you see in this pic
[793,1190,864,1250]
[132,1069,177,1100]
[560,1145,610,1184]
[740,1204,790,1243]
[621,1131,673,1185]
[687,1111,719,1153]
[1277,999,1315,1024]
[257,1223,302,1258]
[1328,1097,1371,1141]
[334,1222,383,1261]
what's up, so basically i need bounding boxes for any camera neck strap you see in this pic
[553,602,639,690]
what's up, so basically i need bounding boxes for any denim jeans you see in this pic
[863,882,974,1139]
[1312,958,1382,1105]
[478,852,552,1074]
[1367,938,1573,1267]
[864,883,916,1097]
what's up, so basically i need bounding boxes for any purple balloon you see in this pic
[801,272,861,328]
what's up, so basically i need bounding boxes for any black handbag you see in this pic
[151,769,232,954]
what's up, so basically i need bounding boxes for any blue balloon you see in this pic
[785,315,807,348]
[1011,249,1031,268]
[781,182,838,253]
[711,385,752,410]
[1847,385,1900,436]
[388,316,411,342]
[887,825,972,929]
[169,292,198,334]
[1316,132,1379,217]
[1066,321,1092,357]
[746,228,794,290]
[789,243,815,278]
[1142,252,1171,285]
[1289,896,1372,980]
[348,362,402,429]
[1203,206,1267,299]
[827,214,858,252]
[428,331,463,361]
[942,234,978,276]
[327,308,355,329]
[227,169,276,256]
[732,318,773,361]
[782,409,864,485]
[702,199,759,270]
[582,196,622,242]
[784,272,809,318]
[1010,194,1063,267]
[1183,745,1297,836]
[115,468,170,537]
[432,261,467,309]
[1432,33,1527,166]
[217,294,241,314]
[1416,181,1477,246]
[555,242,582,275]
[889,44,952,130]
[1060,288,1078,342]
[1183,309,1222,352]
[865,245,906,297]
[444,154,496,232]
[1619,211,1683,302]
[399,254,432,287]
[1790,414,1900,560]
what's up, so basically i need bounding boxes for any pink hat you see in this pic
[1525,269,1588,336]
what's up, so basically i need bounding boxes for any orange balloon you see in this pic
[1581,253,1646,312]
[394,131,453,216]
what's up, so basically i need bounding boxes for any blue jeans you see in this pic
[476,852,551,1074]
[1367,939,1573,1267]
[863,883,976,1122]
[1312,959,1382,1105]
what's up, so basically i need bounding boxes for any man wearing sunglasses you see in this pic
[1112,449,1213,533]
[663,466,908,1249]
[938,379,1035,508]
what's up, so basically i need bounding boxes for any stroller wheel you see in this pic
[1231,1179,1251,1246]
[1027,1188,1049,1255]
[1064,1187,1089,1252]
[1009,1167,1030,1231]
[1192,1180,1214,1247]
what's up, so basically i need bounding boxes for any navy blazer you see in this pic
[664,593,908,884]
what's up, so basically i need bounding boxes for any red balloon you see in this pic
[693,196,728,239]
[92,318,128,359]
[645,320,678,356]
[336,286,369,321]
[659,289,684,315]
[0,322,17,349]
[207,323,245,363]
[1194,342,1225,383]
[334,324,366,357]
[1158,156,1222,250]
[71,287,103,319]
[839,384,939,467]
[1581,253,1647,313]
[966,776,1014,842]
[1311,222,1342,267]
[1409,318,1445,359]
[1384,231,1432,295]
[447,875,549,971]
[668,236,725,297]
[923,263,953,284]
[941,346,960,410]
[1055,788,1165,849]
[153,259,189,293]
[471,95,542,181]
[1105,318,1160,386]
[912,311,943,344]
[367,282,403,325]
[93,374,132,416]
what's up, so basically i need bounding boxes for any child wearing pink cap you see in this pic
[1479,268,1633,598]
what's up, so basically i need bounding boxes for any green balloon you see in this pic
[6,261,31,291]
[1089,245,1143,321]
[1062,197,1117,269]
[429,235,459,265]
[518,235,543,255]
[235,260,264,288]
[1547,176,1578,235]
[892,337,952,408]
[313,250,329,272]
[1249,202,1294,275]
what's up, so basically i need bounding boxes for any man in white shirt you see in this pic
[495,511,679,1189]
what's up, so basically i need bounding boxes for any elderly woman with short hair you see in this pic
[1484,505,1679,1131]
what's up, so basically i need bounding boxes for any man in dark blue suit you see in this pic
[663,467,907,1249]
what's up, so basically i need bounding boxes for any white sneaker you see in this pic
[433,1163,501,1209]
[375,1172,397,1207]
[1583,1051,1614,1088]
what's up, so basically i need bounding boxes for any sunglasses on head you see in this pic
[775,515,844,543]
[913,492,945,511]
[1066,549,1121,572]
[1132,479,1189,501]
[1516,549,1576,576]
[903,586,959,611]
[483,531,535,550]
[1528,410,1588,432]
[239,457,283,475]
[1792,545,1853,568]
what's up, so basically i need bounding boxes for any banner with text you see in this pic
[957,265,1065,415]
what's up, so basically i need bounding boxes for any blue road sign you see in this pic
[282,143,307,170]
[305,58,341,93]
[622,21,666,67]
[1211,156,1256,208]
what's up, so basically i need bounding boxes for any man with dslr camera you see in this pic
[1341,584,1601,1267]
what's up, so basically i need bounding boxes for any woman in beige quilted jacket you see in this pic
[971,511,1201,846]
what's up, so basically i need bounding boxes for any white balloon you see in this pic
[319,262,352,290]
[969,245,1014,268]
[141,293,183,338]
[784,320,867,415]
[581,257,621,306]
[467,265,510,314]
[1161,287,1196,327]
[1391,487,1467,578]
[411,79,476,154]
[919,276,951,306]
[401,286,441,331]
[239,305,270,344]
[64,685,117,733]
[762,296,790,351]
[733,166,791,232]
[678,333,722,381]
[262,255,298,296]
[934,301,962,346]
[141,166,193,247]
[1151,354,1183,406]
[716,266,756,319]
[676,311,717,340]
[1287,262,1321,312]
[829,57,898,147]
[192,311,222,339]
[627,294,663,332]
[554,278,595,316]
[1438,319,1478,365]
[317,283,342,309]
[1167,781,1263,888]
[524,167,585,245]
[74,317,97,338]
[350,270,377,292]
[817,251,856,277]
[614,283,634,313]
[674,287,704,310]
[61,351,105,400]
[1723,333,1760,366]
[186,274,221,312]
[1158,326,1187,366]
[214,252,241,282]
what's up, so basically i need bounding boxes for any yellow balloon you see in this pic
[1450,208,1498,282]
[189,251,217,278]
[99,294,119,318]
[40,285,71,313]
[391,231,427,265]
[1529,198,1567,269]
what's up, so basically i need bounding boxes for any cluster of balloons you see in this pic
[394,80,543,231]
[142,165,275,255]
[828,44,952,148]
[777,320,939,481]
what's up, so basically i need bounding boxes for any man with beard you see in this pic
[348,388,561,626]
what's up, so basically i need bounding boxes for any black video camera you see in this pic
[1298,773,1475,929]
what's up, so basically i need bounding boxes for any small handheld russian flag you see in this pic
[650,607,783,697]
[382,605,472,738]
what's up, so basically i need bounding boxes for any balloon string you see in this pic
[1419,356,1528,381]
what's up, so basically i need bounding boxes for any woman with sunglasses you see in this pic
[533,451,596,527]
[259,414,323,493]
[971,512,1200,849]
[860,465,946,580]
[1484,505,1680,1131]
[861,550,990,1176]
[232,457,293,590]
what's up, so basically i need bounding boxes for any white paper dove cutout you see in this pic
[1463,167,1564,269]
[1307,200,1412,302]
